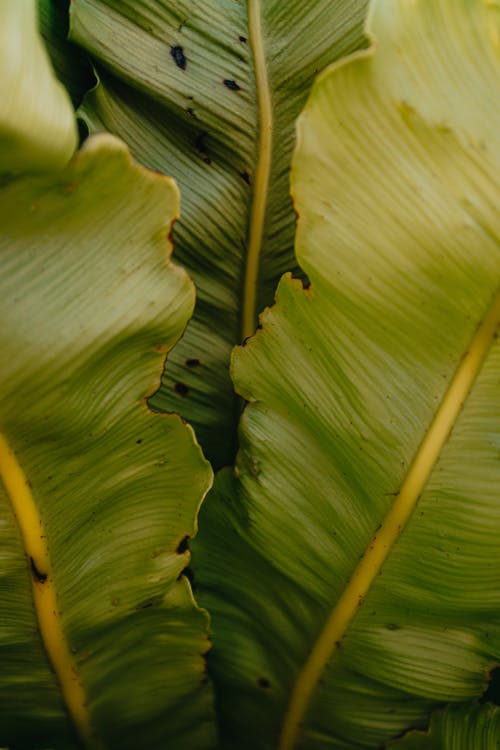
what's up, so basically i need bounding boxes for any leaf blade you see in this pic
[194,0,500,747]
[70,0,369,466]
[388,703,500,749]
[0,0,77,174]
[0,134,216,749]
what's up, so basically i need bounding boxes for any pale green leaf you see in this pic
[0,0,77,174]
[388,702,500,749]
[0,134,215,749]
[194,1,500,748]
[69,0,369,466]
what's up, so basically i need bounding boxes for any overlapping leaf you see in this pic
[194,0,500,747]
[0,135,215,748]
[69,0,369,466]
[38,0,95,108]
[0,0,77,174]
[389,703,500,749]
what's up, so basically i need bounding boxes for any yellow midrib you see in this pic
[241,0,273,342]
[0,434,94,747]
[279,287,500,750]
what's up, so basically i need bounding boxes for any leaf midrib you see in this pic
[0,433,94,748]
[278,286,500,749]
[241,0,273,342]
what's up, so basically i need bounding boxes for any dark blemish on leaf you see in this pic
[257,677,270,689]
[136,595,163,611]
[136,439,143,445]
[386,623,401,631]
[186,107,197,119]
[239,35,247,43]
[170,45,187,70]
[194,132,211,165]
[250,459,260,476]
[186,358,201,368]
[174,382,190,397]
[177,535,190,554]
[240,171,251,185]
[223,79,241,91]
[30,557,47,584]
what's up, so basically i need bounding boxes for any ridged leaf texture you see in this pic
[69,0,369,466]
[0,134,215,749]
[389,703,500,749]
[194,0,500,747]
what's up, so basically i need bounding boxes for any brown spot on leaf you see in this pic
[223,79,241,91]
[170,45,187,70]
[30,557,47,584]
[174,382,189,397]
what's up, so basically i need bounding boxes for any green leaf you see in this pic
[388,702,500,749]
[38,0,95,109]
[194,0,500,748]
[0,134,215,749]
[69,0,369,466]
[0,0,77,174]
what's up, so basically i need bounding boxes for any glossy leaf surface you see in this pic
[194,1,500,747]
